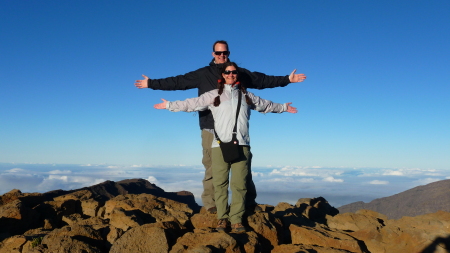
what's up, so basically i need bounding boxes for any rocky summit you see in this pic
[1,179,449,253]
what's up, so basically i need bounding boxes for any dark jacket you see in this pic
[148,59,290,129]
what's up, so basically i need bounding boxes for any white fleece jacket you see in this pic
[166,84,288,148]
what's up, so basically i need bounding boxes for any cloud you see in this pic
[422,169,444,176]
[6,168,27,173]
[147,176,158,184]
[382,170,404,176]
[322,177,344,183]
[36,174,107,193]
[252,172,264,177]
[268,166,344,178]
[48,175,68,181]
[269,166,319,176]
[0,174,44,193]
[412,178,441,186]
[370,180,389,185]
[261,177,315,183]
[48,170,72,174]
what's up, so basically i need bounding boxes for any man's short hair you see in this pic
[213,40,229,51]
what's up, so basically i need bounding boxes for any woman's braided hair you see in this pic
[213,62,253,107]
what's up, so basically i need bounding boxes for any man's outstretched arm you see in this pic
[240,68,306,90]
[134,69,202,91]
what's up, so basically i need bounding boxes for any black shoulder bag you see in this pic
[214,90,242,163]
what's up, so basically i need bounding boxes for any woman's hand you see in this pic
[286,102,297,113]
[154,99,168,109]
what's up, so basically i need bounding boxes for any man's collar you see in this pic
[209,58,231,66]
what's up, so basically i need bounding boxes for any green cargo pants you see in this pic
[201,130,257,210]
[211,146,251,224]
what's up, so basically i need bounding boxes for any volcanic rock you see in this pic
[1,178,450,253]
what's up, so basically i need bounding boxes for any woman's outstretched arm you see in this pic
[153,90,216,112]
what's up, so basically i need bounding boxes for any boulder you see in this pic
[327,209,386,232]
[350,211,450,253]
[108,207,144,231]
[0,200,39,235]
[0,235,27,253]
[290,224,366,253]
[39,225,104,253]
[103,194,193,226]
[81,199,101,217]
[295,197,339,222]
[246,212,282,248]
[110,225,169,253]
[273,244,359,253]
[170,231,241,253]
[190,213,217,230]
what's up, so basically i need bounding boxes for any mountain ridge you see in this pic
[338,179,450,219]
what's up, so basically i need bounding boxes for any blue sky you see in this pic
[1,1,449,206]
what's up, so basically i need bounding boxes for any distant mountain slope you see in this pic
[338,179,450,219]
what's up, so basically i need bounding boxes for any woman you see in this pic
[154,62,297,233]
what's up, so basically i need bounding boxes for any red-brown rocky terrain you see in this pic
[1,179,449,253]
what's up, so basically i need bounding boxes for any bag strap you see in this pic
[214,89,242,143]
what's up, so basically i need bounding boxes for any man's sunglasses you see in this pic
[223,70,238,75]
[214,51,230,56]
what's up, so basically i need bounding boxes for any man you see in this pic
[135,40,306,213]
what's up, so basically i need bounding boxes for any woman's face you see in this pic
[222,66,238,84]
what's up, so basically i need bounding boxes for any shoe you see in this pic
[231,223,246,234]
[207,207,217,214]
[217,219,228,233]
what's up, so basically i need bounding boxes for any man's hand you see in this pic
[154,99,168,109]
[289,69,307,83]
[286,102,297,113]
[135,75,149,89]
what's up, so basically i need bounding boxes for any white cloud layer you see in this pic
[1,163,449,208]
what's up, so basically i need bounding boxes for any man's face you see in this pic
[212,43,229,64]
